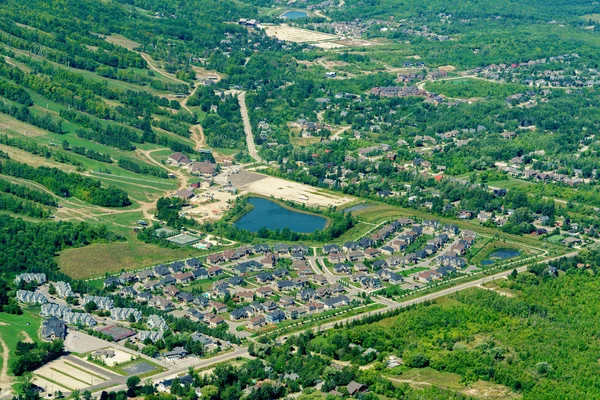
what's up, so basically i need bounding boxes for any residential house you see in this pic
[266,310,286,324]
[147,315,169,331]
[55,282,74,298]
[17,290,48,304]
[14,273,46,286]
[167,152,191,166]
[42,317,67,340]
[110,308,142,322]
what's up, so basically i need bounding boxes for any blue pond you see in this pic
[234,197,327,233]
[281,10,308,19]
[481,249,521,266]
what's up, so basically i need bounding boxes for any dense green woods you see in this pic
[0,160,131,207]
[0,215,121,276]
[310,254,600,399]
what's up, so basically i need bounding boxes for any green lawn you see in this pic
[57,238,199,279]
[0,308,42,374]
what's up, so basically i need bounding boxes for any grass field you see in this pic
[487,178,535,190]
[0,308,42,374]
[57,239,198,279]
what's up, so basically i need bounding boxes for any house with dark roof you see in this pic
[266,309,286,324]
[190,161,217,178]
[167,152,191,166]
[323,244,341,254]
[347,381,367,395]
[164,346,188,360]
[42,317,67,340]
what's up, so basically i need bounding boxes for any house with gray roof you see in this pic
[41,303,69,318]
[110,308,142,322]
[55,281,74,299]
[63,311,97,327]
[16,290,48,304]
[42,317,67,340]
[83,295,114,310]
[137,330,164,343]
[14,273,46,286]
[147,314,169,331]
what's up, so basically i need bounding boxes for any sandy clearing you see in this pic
[35,358,110,391]
[263,24,339,43]
[34,375,73,394]
[101,348,136,367]
[36,367,89,390]
[55,359,108,382]
[237,175,353,208]
[20,330,34,343]
[0,143,76,170]
[0,334,10,389]
[438,65,457,72]
[312,42,346,49]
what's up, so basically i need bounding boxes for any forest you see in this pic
[310,252,600,399]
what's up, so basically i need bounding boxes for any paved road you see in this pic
[311,251,579,333]
[92,347,250,395]
[89,250,575,395]
[237,91,263,163]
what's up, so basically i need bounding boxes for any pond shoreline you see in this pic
[233,194,332,232]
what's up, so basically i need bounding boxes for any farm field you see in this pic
[57,240,198,279]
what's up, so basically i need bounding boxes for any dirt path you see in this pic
[137,148,188,192]
[237,91,263,163]
[140,53,188,85]
[0,334,11,391]
[330,125,351,140]
[180,84,207,151]
[190,124,206,150]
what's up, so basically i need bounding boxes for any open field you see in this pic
[231,170,354,208]
[36,358,109,391]
[0,309,41,391]
[386,368,519,399]
[263,24,339,43]
[0,113,49,137]
[57,239,198,279]
[104,34,141,51]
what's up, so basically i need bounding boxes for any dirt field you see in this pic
[313,42,346,49]
[263,24,339,43]
[231,171,354,208]
[438,65,457,72]
[35,358,109,392]
[185,188,235,222]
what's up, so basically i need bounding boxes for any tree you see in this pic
[200,385,219,400]
[126,376,141,397]
[84,301,97,313]
[48,283,56,295]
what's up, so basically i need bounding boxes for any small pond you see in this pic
[481,248,521,266]
[234,197,327,233]
[281,10,308,19]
